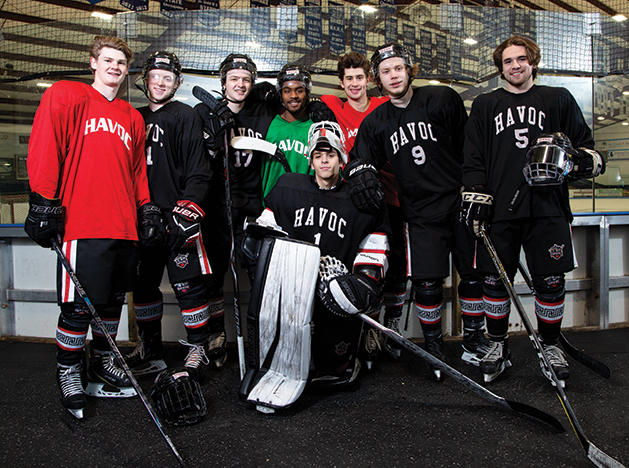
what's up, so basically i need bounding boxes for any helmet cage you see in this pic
[151,368,207,426]
[307,121,348,164]
[523,135,574,186]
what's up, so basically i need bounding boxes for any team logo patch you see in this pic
[335,341,350,356]
[548,244,565,260]
[174,253,190,269]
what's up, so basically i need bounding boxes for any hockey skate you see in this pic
[86,352,137,398]
[540,342,570,388]
[383,315,402,359]
[57,362,86,419]
[461,320,493,367]
[124,336,166,376]
[310,358,362,389]
[480,338,512,383]
[206,331,227,369]
[181,339,210,381]
[424,330,445,381]
[360,327,381,370]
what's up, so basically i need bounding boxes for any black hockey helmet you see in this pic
[151,367,207,426]
[523,132,574,186]
[219,53,258,84]
[276,63,312,94]
[142,51,183,83]
[370,42,413,80]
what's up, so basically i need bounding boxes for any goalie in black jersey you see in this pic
[255,121,389,388]
[348,43,484,380]
[461,36,604,386]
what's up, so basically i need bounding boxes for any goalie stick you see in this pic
[358,313,564,432]
[51,239,188,468]
[230,136,292,174]
[516,262,611,379]
[479,227,626,468]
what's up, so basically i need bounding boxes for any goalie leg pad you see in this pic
[240,237,321,410]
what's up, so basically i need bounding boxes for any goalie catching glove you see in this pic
[138,202,166,248]
[24,192,65,248]
[167,200,204,250]
[197,100,234,154]
[460,186,493,238]
[317,256,382,317]
[342,159,384,215]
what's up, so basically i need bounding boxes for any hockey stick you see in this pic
[231,136,292,174]
[479,227,625,468]
[358,313,564,431]
[516,262,611,379]
[50,239,187,468]
[192,84,247,380]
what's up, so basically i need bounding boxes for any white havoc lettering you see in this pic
[84,117,132,150]
[293,207,346,238]
[390,121,437,154]
[230,127,264,139]
[278,139,308,157]
[494,106,545,135]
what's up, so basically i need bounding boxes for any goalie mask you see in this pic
[151,368,207,426]
[276,63,312,94]
[523,133,574,186]
[307,121,348,164]
[219,53,258,84]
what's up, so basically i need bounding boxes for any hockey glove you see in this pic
[138,202,166,248]
[167,200,205,250]
[317,256,382,317]
[565,148,605,182]
[24,192,65,248]
[241,217,288,264]
[342,159,384,215]
[307,99,337,123]
[197,101,234,154]
[460,187,494,238]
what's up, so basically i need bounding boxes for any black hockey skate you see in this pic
[181,339,210,381]
[86,352,137,398]
[461,319,493,367]
[360,327,381,370]
[206,331,227,369]
[310,357,362,389]
[56,362,86,419]
[125,335,166,376]
[383,315,402,359]
[424,330,445,381]
[541,342,570,388]
[480,338,512,383]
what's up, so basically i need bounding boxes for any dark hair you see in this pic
[492,35,540,80]
[89,36,133,64]
[337,52,372,80]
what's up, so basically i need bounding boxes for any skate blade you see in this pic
[461,350,482,367]
[364,360,373,371]
[256,405,276,414]
[85,382,137,398]
[482,360,511,383]
[384,344,401,360]
[66,407,84,419]
[542,371,566,388]
[131,359,167,376]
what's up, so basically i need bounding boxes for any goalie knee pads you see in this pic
[151,368,207,426]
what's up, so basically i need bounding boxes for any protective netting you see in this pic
[1,1,629,83]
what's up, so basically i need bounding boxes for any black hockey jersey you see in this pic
[463,85,595,221]
[139,101,212,211]
[264,173,388,270]
[350,86,467,221]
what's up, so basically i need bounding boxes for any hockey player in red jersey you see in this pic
[348,43,485,380]
[461,36,604,386]
[124,51,222,380]
[24,36,163,418]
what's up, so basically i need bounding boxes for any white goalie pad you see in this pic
[240,237,320,410]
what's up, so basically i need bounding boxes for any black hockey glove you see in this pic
[307,99,337,123]
[318,256,382,317]
[167,200,205,250]
[342,159,384,215]
[24,192,65,248]
[460,187,494,238]
[197,101,234,154]
[138,202,166,248]
[565,148,605,182]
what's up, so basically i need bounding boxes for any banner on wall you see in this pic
[160,0,185,18]
[351,9,366,55]
[436,32,448,75]
[198,0,220,28]
[120,0,148,11]
[329,1,345,56]
[251,0,271,40]
[420,28,432,75]
[278,0,298,45]
[402,23,416,64]
[305,0,323,50]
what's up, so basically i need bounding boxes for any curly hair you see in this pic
[492,35,540,80]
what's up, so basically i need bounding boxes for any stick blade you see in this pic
[560,333,612,379]
[587,442,627,468]
[505,399,565,432]
[192,85,220,111]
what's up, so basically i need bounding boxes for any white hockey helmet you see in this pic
[307,121,348,165]
[523,132,574,186]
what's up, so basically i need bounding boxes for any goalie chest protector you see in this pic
[239,236,320,409]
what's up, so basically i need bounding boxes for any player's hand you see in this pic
[307,99,337,123]
[342,159,384,215]
[460,187,493,238]
[24,192,65,248]
[197,101,234,152]
[167,200,205,250]
[138,202,166,248]
[565,148,605,182]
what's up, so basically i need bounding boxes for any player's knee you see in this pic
[173,277,208,311]
[413,278,444,306]
[532,274,565,303]
[458,277,483,299]
[59,303,91,329]
[483,274,508,300]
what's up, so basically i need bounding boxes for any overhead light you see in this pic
[623,91,629,95]
[359,5,377,13]
[622,122,629,126]
[612,14,627,22]
[91,12,113,21]
[464,38,478,45]
[37,82,53,88]
[597,116,605,120]
[429,80,440,85]
[245,41,261,48]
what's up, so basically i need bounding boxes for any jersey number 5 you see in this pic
[514,128,529,149]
